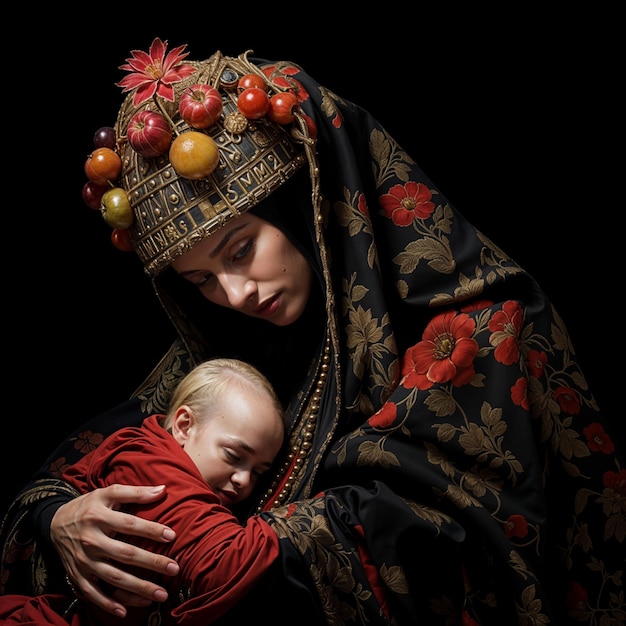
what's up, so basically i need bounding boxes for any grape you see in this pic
[93,126,117,149]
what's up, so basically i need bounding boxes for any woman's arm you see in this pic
[53,485,180,618]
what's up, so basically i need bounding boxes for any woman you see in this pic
[1,39,623,624]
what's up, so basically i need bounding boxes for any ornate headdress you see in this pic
[83,38,318,276]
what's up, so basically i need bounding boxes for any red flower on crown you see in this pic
[116,37,196,107]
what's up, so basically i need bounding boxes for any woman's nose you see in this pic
[220,275,257,308]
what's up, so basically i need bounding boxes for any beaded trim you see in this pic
[255,334,331,512]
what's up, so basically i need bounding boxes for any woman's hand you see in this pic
[51,484,180,618]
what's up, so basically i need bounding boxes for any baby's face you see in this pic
[180,390,284,506]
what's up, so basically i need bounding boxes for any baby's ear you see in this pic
[171,405,194,444]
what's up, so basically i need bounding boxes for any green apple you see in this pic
[101,187,133,229]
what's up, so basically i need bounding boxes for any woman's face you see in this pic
[171,214,313,326]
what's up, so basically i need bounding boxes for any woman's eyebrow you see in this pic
[176,223,249,278]
[210,224,247,258]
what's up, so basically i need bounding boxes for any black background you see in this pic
[3,8,620,515]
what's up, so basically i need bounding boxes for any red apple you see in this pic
[179,84,223,129]
[127,110,172,158]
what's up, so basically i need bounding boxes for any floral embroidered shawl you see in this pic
[1,54,623,625]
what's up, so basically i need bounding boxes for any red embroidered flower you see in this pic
[380,182,435,226]
[4,538,34,564]
[262,64,311,105]
[368,401,397,428]
[459,299,494,313]
[603,469,626,497]
[117,37,196,107]
[73,430,105,456]
[49,457,70,479]
[511,377,529,410]
[583,422,615,454]
[354,524,392,619]
[460,610,480,626]
[504,513,529,539]
[565,581,589,612]
[358,193,369,217]
[488,301,523,365]
[285,502,299,517]
[526,349,547,378]
[402,311,478,389]
[553,386,581,415]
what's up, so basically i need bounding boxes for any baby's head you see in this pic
[164,358,285,505]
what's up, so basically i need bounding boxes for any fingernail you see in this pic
[166,562,180,575]
[163,528,176,541]
[113,608,126,618]
[149,485,166,494]
[154,589,168,602]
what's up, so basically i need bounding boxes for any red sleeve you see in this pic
[63,415,280,625]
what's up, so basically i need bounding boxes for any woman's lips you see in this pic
[254,294,280,317]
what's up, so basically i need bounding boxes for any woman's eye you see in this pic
[232,239,253,262]
[196,272,215,287]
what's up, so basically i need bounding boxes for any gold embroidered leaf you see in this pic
[574,489,592,515]
[320,89,341,122]
[402,499,453,527]
[425,442,456,479]
[334,200,354,226]
[379,564,409,594]
[587,556,604,572]
[369,128,392,169]
[557,428,592,460]
[570,369,590,392]
[605,513,626,542]
[433,422,457,442]
[432,203,453,234]
[480,401,503,428]
[458,423,487,455]
[357,440,400,468]
[394,239,455,275]
[442,484,478,508]
[351,284,369,303]
[396,279,409,299]
[508,549,532,580]
[425,389,456,417]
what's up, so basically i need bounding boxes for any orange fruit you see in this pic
[84,147,122,185]
[169,132,219,180]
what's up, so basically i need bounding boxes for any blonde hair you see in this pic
[161,358,284,430]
